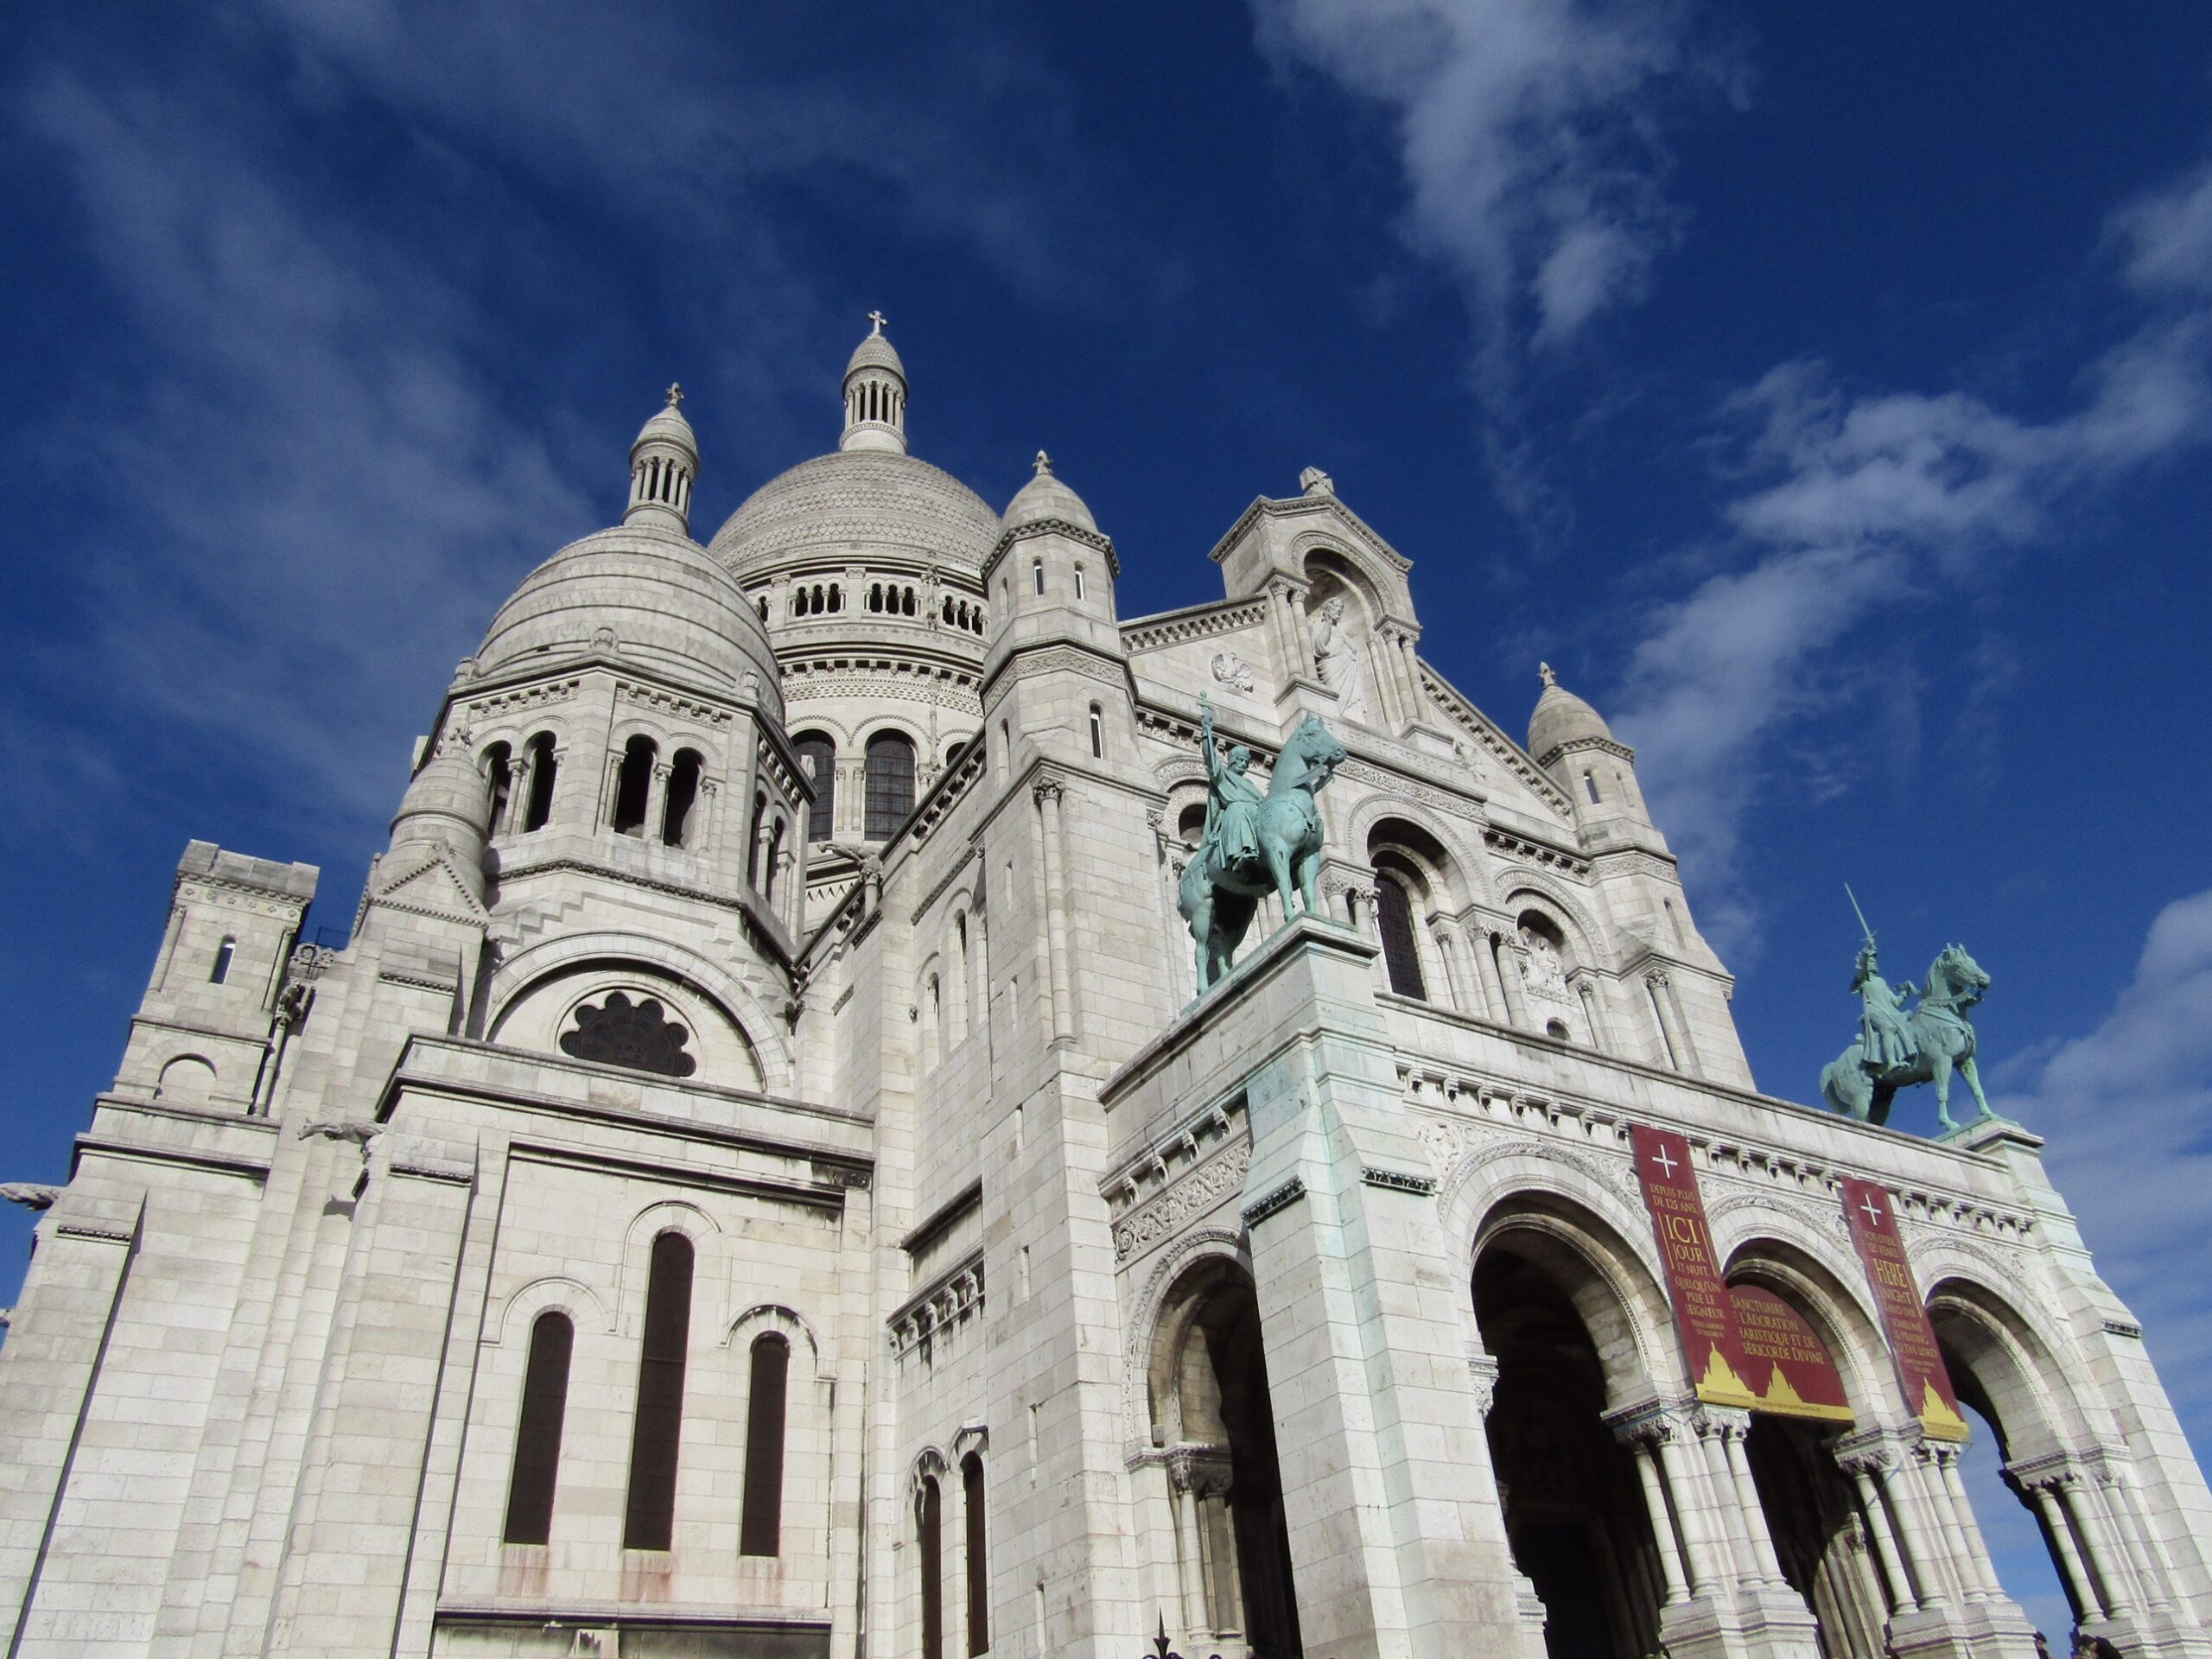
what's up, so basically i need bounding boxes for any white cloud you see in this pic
[1992,887,2212,1449]
[1611,172,2212,950]
[1250,0,1720,359]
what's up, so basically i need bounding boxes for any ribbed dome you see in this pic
[709,449,1002,580]
[476,524,783,721]
[1528,664,1617,760]
[632,402,697,455]
[1004,454,1096,533]
[846,331,906,381]
[391,741,490,842]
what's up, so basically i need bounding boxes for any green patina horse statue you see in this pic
[1819,942,1997,1133]
[1177,708,1347,995]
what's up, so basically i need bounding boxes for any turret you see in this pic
[982,453,1133,768]
[1527,663,1662,853]
[385,733,493,906]
[840,312,908,455]
[626,385,700,535]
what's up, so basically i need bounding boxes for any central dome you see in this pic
[708,448,1002,581]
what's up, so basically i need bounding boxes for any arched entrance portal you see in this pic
[1150,1260,1302,1658]
[1474,1237,1665,1659]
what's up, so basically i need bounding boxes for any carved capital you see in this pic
[1644,969,1671,990]
[1032,779,1065,808]
[1467,1349,1500,1418]
[1603,1401,1675,1449]
[1694,1405,1753,1442]
[1166,1444,1235,1497]
[1834,1428,1901,1479]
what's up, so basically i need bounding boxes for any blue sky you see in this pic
[3,2,2209,1634]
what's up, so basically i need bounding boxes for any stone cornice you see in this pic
[1205,492,1413,575]
[1120,598,1269,655]
[984,515,1120,578]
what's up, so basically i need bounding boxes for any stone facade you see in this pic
[1,328,2208,1659]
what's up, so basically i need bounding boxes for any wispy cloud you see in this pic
[1611,160,2212,949]
[1250,0,1723,359]
[1992,887,2212,1449]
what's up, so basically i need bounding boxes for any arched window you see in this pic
[865,732,917,839]
[758,597,770,623]
[1074,564,1087,601]
[962,1452,988,1656]
[209,936,235,985]
[1032,558,1045,596]
[869,582,882,612]
[1088,703,1104,760]
[1375,877,1427,1001]
[611,735,656,835]
[763,819,785,900]
[793,732,836,842]
[484,741,512,832]
[1547,1017,1572,1040]
[829,582,842,613]
[918,1475,944,1659]
[661,749,703,847]
[740,1332,790,1557]
[522,733,558,831]
[944,595,956,624]
[623,1231,695,1551]
[503,1310,574,1545]
[903,586,917,616]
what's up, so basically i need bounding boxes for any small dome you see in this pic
[391,741,490,843]
[846,329,906,383]
[1527,663,1617,760]
[632,400,698,458]
[477,524,782,721]
[1004,451,1096,533]
[709,449,1002,581]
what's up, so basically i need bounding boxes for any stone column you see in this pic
[495,756,525,836]
[1653,1424,1725,1593]
[644,760,671,840]
[1840,1447,1920,1615]
[698,777,721,862]
[1645,970,1701,1076]
[1033,781,1073,1043]
[2062,1473,2137,1621]
[1574,977,1607,1053]
[1495,936,1531,1028]
[2021,1477,2104,1622]
[1433,924,1476,1014]
[1698,1407,1781,1585]
[2101,1465,2177,1612]
[1919,1443,1993,1602]
[1476,931,1513,1024]
[1620,1427,1692,1607]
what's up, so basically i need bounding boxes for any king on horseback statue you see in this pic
[1819,889,2010,1136]
[1178,696,1349,995]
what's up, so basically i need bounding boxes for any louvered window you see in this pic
[865,733,916,839]
[1376,877,1427,1001]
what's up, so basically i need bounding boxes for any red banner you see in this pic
[1631,1126,1758,1408]
[1728,1282,1853,1424]
[1839,1177,1970,1441]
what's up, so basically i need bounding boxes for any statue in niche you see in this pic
[1518,925,1568,1000]
[1308,596,1371,722]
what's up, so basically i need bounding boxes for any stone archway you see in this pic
[1474,1237,1665,1659]
[1150,1257,1302,1658]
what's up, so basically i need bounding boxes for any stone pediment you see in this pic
[365,851,488,925]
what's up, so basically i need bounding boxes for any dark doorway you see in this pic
[1474,1241,1662,1659]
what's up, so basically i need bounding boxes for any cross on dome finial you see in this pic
[664,382,684,410]
[1033,450,1053,476]
[1538,662,1557,689]
[868,308,887,335]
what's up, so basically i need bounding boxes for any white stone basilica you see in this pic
[2,322,2207,1659]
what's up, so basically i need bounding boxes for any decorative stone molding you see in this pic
[1112,1137,1252,1264]
[1419,667,1573,818]
[1122,600,1268,656]
[1484,826,1592,879]
[1241,1175,1306,1229]
[464,677,582,721]
[613,680,733,728]
[1360,1166,1437,1196]
[888,1248,985,1360]
[1165,1444,1235,1497]
[1336,757,1486,823]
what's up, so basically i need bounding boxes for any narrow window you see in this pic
[1089,704,1103,760]
[919,1476,944,1659]
[870,583,881,612]
[944,596,955,624]
[1584,771,1600,804]
[739,1333,790,1557]
[963,1453,989,1653]
[661,749,703,847]
[522,734,558,831]
[763,820,785,900]
[1664,898,1686,944]
[759,597,769,623]
[905,587,916,616]
[829,582,842,613]
[793,732,836,842]
[996,721,1009,781]
[1032,559,1045,596]
[623,1231,695,1550]
[484,741,513,833]
[1073,564,1086,601]
[503,1311,575,1545]
[747,791,766,884]
[611,735,656,835]
[865,732,917,839]
[210,936,236,985]
[1376,877,1427,1001]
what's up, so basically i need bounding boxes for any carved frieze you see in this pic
[1112,1138,1253,1264]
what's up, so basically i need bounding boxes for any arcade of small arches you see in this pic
[1123,1190,2169,1659]
[752,575,987,636]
